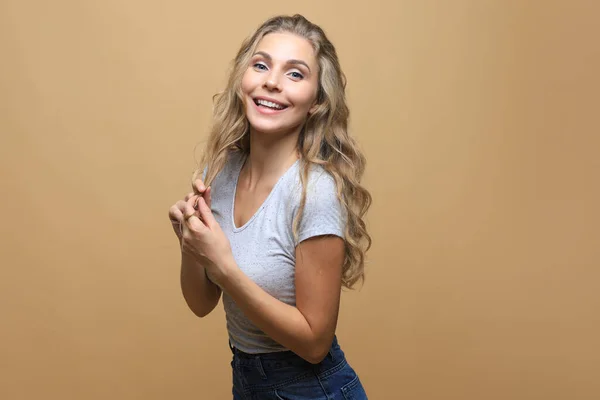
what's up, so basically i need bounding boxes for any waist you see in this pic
[229,336,345,370]
[224,296,297,354]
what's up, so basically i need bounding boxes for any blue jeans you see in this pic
[230,336,368,399]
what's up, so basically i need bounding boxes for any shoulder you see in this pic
[286,163,339,205]
[209,151,246,186]
[294,163,346,243]
[304,164,339,204]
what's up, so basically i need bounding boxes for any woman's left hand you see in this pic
[181,195,235,287]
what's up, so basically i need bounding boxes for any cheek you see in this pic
[240,70,255,94]
[290,86,318,111]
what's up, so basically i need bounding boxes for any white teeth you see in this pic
[256,99,285,109]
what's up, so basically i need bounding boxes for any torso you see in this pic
[209,152,345,354]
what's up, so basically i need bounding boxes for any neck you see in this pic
[243,127,301,189]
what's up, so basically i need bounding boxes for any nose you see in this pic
[263,73,281,92]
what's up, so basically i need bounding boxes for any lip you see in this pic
[253,96,289,107]
[251,96,290,115]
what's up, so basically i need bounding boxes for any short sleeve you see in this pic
[296,171,346,245]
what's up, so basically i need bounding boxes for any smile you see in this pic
[253,98,288,111]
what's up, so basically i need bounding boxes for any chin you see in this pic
[245,109,303,137]
[248,122,287,136]
[246,117,284,136]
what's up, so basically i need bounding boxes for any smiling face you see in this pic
[241,32,320,138]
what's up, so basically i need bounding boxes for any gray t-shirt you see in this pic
[209,152,346,354]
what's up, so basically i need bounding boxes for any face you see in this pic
[241,32,319,137]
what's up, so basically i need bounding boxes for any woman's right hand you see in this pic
[168,179,212,241]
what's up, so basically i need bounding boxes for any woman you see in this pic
[169,14,371,399]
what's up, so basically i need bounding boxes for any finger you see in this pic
[184,197,198,220]
[169,205,184,223]
[177,198,193,212]
[205,186,212,209]
[193,179,206,195]
[180,215,192,238]
[184,192,195,202]
[184,214,205,231]
[183,198,206,232]
[193,194,202,210]
[197,196,216,227]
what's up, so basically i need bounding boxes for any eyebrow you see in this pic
[253,51,311,73]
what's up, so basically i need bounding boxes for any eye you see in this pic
[253,62,268,71]
[288,71,304,80]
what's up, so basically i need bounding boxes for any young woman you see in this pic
[169,14,371,399]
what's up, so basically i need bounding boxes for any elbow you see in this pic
[184,298,217,319]
[188,299,220,318]
[306,353,328,365]
[182,288,221,318]
[304,341,332,365]
[305,349,329,365]
[298,331,336,364]
[191,308,211,318]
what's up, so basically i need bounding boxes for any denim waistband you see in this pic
[229,336,344,371]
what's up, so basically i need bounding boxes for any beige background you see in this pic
[1,1,599,399]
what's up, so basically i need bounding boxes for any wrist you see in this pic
[215,254,238,290]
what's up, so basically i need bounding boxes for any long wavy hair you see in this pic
[192,14,371,289]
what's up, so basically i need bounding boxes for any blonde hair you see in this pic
[193,14,371,289]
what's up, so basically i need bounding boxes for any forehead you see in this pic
[255,32,317,69]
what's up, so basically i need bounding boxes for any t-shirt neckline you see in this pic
[230,154,300,232]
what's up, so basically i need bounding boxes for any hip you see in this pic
[230,336,368,400]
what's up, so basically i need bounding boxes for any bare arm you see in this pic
[218,235,344,363]
[180,252,222,318]
[170,185,221,318]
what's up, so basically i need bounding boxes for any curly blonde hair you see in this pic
[193,14,371,289]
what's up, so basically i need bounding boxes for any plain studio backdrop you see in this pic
[1,1,598,399]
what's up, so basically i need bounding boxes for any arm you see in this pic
[180,251,222,318]
[171,184,221,318]
[219,235,344,364]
